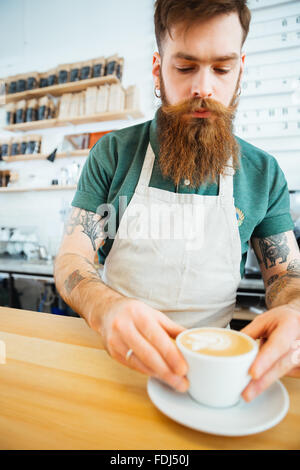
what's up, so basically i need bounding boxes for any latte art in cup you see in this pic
[180,328,253,357]
[176,327,258,407]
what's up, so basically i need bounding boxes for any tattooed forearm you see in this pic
[259,233,289,269]
[265,259,300,308]
[267,274,279,286]
[65,208,105,251]
[64,269,85,295]
[287,259,300,277]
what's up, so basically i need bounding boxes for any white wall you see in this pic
[0,0,299,257]
[0,0,157,255]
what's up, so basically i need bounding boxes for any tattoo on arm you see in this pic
[64,269,85,295]
[64,267,102,296]
[265,259,300,306]
[65,209,105,251]
[287,259,300,277]
[258,233,290,269]
[267,274,279,286]
[266,276,289,306]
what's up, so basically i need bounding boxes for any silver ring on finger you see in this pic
[125,348,134,361]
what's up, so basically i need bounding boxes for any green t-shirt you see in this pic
[72,111,294,277]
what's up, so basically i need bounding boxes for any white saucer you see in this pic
[147,377,289,437]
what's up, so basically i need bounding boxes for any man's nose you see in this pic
[191,70,213,99]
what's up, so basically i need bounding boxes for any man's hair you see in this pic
[154,0,251,55]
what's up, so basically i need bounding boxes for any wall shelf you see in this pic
[1,75,120,104]
[2,149,90,162]
[0,185,77,193]
[4,109,143,132]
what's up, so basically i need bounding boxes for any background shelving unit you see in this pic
[1,75,120,104]
[0,185,77,193]
[1,149,90,162]
[3,109,143,132]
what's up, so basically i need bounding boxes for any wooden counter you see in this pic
[0,306,299,450]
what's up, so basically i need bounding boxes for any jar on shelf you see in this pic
[80,61,92,80]
[1,138,11,157]
[16,75,27,93]
[26,98,38,122]
[70,62,81,82]
[92,57,105,78]
[26,72,39,90]
[11,136,21,156]
[5,102,16,125]
[7,75,18,94]
[37,96,50,120]
[58,64,70,84]
[105,55,118,77]
[26,134,41,154]
[47,68,58,86]
[48,99,56,119]
[20,135,28,155]
[116,57,124,81]
[15,99,27,123]
[39,72,49,88]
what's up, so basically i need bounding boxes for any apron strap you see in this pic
[136,143,155,189]
[219,157,235,199]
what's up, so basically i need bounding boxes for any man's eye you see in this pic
[214,68,230,74]
[176,68,194,73]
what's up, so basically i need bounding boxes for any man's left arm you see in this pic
[241,230,300,402]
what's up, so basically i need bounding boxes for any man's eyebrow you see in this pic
[172,52,239,62]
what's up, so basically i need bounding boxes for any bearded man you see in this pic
[55,0,300,402]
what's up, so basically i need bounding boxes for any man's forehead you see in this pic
[161,13,243,58]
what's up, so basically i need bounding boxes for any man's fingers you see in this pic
[241,316,267,340]
[242,348,296,402]
[111,337,157,377]
[123,322,189,392]
[136,316,188,377]
[248,323,297,380]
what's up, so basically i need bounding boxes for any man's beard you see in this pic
[157,73,241,188]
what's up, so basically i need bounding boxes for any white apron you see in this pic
[102,142,241,328]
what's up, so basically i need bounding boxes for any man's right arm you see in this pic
[54,207,124,330]
[54,206,189,392]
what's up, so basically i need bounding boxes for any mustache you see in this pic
[161,97,237,120]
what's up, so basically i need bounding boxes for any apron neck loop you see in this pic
[137,143,156,189]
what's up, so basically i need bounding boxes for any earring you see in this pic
[155,87,161,98]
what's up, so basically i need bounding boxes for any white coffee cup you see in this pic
[176,327,259,408]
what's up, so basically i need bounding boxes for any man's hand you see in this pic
[241,304,300,402]
[91,297,190,393]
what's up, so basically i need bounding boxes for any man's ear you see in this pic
[239,52,246,81]
[152,52,161,89]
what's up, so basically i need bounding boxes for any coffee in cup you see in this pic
[180,328,253,357]
[176,327,258,408]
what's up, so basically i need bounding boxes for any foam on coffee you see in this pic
[180,328,253,357]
